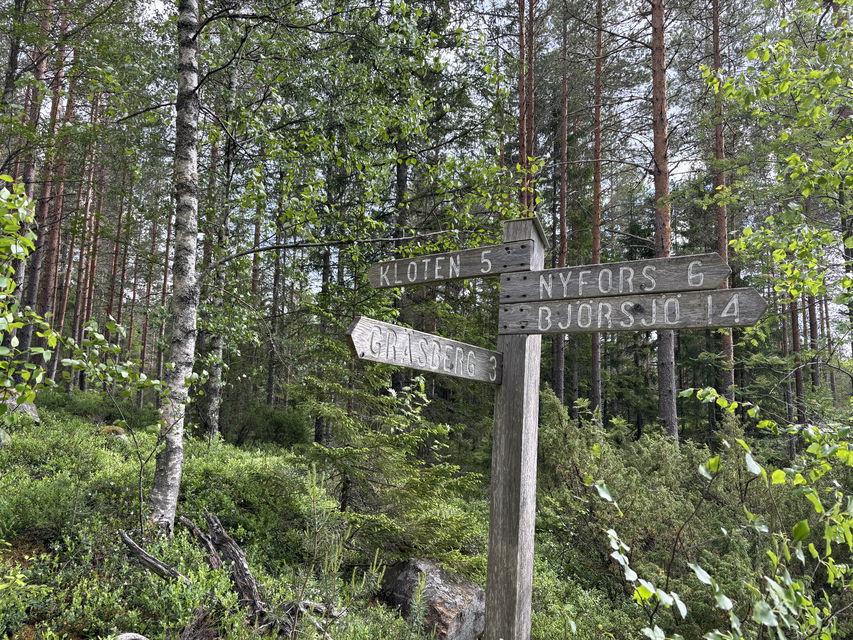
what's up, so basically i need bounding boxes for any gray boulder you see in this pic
[380,558,485,640]
[0,429,10,448]
[3,392,40,424]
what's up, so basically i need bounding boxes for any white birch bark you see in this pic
[149,0,200,533]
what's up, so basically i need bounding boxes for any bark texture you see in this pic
[712,0,735,397]
[150,0,201,533]
[651,0,678,439]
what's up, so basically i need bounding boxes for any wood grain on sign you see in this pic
[500,253,730,303]
[498,287,767,335]
[347,316,502,383]
[368,241,532,289]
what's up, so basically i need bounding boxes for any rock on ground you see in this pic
[2,392,40,424]
[0,428,10,448]
[380,558,485,640]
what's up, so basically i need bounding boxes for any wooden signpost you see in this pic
[368,240,533,288]
[347,218,767,640]
[500,253,730,303]
[347,316,502,383]
[499,288,767,335]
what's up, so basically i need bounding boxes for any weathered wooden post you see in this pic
[350,218,766,640]
[484,217,546,640]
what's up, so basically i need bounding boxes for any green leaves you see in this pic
[793,519,811,541]
[751,600,778,627]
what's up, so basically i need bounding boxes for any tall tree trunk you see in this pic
[266,173,284,406]
[712,0,735,398]
[790,298,806,425]
[780,303,795,425]
[139,220,158,407]
[590,0,604,412]
[105,170,128,335]
[6,0,52,333]
[1,0,28,109]
[516,0,527,209]
[70,151,96,360]
[39,51,77,325]
[525,0,535,212]
[651,0,678,439]
[551,22,569,404]
[821,296,837,401]
[150,0,201,534]
[807,294,820,387]
[157,213,173,385]
[205,61,238,442]
[19,24,66,355]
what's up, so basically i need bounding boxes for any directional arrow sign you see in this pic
[347,316,502,383]
[500,253,730,303]
[498,288,767,335]
[368,241,532,289]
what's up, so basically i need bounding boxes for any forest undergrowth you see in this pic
[1,388,849,640]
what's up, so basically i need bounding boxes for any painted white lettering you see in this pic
[578,270,593,296]
[434,256,446,279]
[418,338,429,366]
[429,341,441,369]
[559,271,572,297]
[687,260,704,287]
[379,265,391,286]
[721,294,740,322]
[480,250,492,273]
[640,300,658,327]
[407,261,417,283]
[598,302,613,329]
[558,303,572,329]
[598,269,613,294]
[369,326,383,355]
[540,274,553,299]
[707,295,713,325]
[449,255,460,278]
[443,344,454,372]
[454,346,465,374]
[538,306,552,331]
[393,263,403,285]
[466,351,476,376]
[421,257,432,277]
[619,266,635,293]
[620,302,635,328]
[488,355,498,382]
[578,303,592,328]
[386,329,398,359]
[642,265,657,291]
[664,298,680,324]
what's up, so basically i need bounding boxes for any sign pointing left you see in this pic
[368,241,532,288]
[347,316,502,384]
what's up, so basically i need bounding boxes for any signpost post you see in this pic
[347,218,767,640]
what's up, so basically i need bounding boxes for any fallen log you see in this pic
[119,531,189,584]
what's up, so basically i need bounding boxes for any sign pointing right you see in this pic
[498,287,767,335]
[500,252,731,303]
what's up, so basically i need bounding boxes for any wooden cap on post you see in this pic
[503,216,550,251]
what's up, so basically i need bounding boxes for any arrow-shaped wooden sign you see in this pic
[347,316,502,383]
[498,287,767,335]
[500,253,731,303]
[368,241,532,289]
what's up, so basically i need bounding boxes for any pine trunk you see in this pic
[651,0,678,439]
[551,22,569,404]
[712,0,735,398]
[590,0,604,412]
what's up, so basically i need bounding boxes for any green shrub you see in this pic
[227,403,312,447]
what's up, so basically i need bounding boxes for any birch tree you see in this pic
[149,0,200,533]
